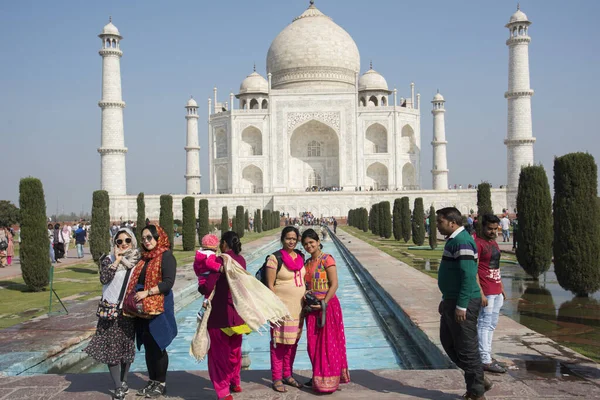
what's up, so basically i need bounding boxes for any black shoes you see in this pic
[145,382,167,398]
[136,381,156,396]
[113,387,126,400]
[483,361,507,373]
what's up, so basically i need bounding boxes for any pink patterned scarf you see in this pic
[279,249,304,287]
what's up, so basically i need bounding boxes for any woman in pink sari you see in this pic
[301,228,350,393]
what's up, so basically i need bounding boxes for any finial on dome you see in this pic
[370,60,373,70]
[437,88,439,93]
[253,63,256,72]
[109,16,112,23]
[310,0,315,5]
[517,3,520,10]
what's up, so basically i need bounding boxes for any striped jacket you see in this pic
[437,227,481,309]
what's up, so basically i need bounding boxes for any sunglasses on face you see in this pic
[116,238,132,245]
[142,235,154,243]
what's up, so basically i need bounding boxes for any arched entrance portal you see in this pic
[366,162,388,190]
[290,120,339,190]
[241,165,263,193]
[216,166,228,194]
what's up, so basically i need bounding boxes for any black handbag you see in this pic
[97,268,132,320]
[0,241,7,251]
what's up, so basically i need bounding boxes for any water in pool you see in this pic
[83,239,402,373]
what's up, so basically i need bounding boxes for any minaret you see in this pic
[505,5,535,210]
[98,18,127,195]
[431,91,449,190]
[185,97,201,194]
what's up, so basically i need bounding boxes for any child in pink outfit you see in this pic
[194,234,221,319]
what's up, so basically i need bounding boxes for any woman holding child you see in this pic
[301,228,350,393]
[196,231,249,400]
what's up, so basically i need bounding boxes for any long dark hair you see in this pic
[221,231,242,255]
[301,228,323,249]
[280,226,300,244]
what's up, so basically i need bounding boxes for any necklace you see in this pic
[311,251,323,261]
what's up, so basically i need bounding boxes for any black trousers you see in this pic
[139,320,169,383]
[439,298,485,396]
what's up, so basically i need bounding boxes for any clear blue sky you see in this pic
[2,0,599,215]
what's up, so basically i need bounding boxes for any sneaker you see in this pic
[219,396,233,400]
[145,382,166,398]
[492,358,508,368]
[230,384,242,393]
[113,387,126,400]
[121,382,129,394]
[137,380,156,396]
[483,362,506,373]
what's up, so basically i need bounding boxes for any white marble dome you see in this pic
[508,9,528,24]
[239,71,268,95]
[433,92,445,101]
[101,21,121,36]
[186,97,198,107]
[358,68,389,92]
[266,3,360,89]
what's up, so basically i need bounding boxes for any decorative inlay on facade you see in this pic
[504,138,536,145]
[98,49,123,57]
[287,111,340,134]
[273,66,356,88]
[506,37,531,45]
[98,147,128,154]
[98,101,126,108]
[504,90,534,98]
[240,161,264,171]
[239,122,262,132]
[365,120,388,130]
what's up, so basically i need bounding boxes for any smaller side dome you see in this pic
[102,21,120,36]
[433,92,444,101]
[186,97,198,107]
[358,68,389,92]
[508,6,529,24]
[239,71,268,95]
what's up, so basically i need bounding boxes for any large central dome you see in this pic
[266,2,360,90]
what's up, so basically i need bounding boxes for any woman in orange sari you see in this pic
[301,228,350,393]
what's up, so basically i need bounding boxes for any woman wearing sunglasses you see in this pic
[126,225,177,398]
[85,227,140,400]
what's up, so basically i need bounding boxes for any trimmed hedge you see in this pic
[371,203,380,236]
[393,199,401,241]
[412,198,425,245]
[197,199,209,239]
[429,205,437,250]
[236,206,245,238]
[380,201,392,239]
[220,206,229,234]
[516,165,552,278]
[182,197,196,251]
[136,192,145,244]
[19,177,51,291]
[90,190,111,264]
[400,197,411,243]
[159,195,174,248]
[476,182,493,236]
[553,153,600,296]
[256,209,262,233]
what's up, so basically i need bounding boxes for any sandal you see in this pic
[272,380,287,393]
[283,376,303,389]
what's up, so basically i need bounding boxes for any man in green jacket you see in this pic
[436,207,488,400]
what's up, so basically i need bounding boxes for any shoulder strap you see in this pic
[117,268,133,304]
[273,251,284,274]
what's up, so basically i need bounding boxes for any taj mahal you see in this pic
[99,2,535,220]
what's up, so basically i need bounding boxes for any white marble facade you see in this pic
[208,3,421,196]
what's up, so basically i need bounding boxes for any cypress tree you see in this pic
[380,201,392,239]
[159,195,174,248]
[197,199,209,239]
[232,218,237,236]
[428,205,437,250]
[362,208,369,232]
[553,153,600,296]
[256,209,262,233]
[262,209,270,231]
[371,203,380,236]
[182,197,196,251]
[236,206,245,238]
[348,209,353,227]
[136,192,145,244]
[412,198,425,245]
[90,190,111,264]
[516,165,553,279]
[244,210,249,234]
[220,206,229,234]
[393,198,402,241]
[476,182,493,236]
[400,196,411,243]
[19,177,51,292]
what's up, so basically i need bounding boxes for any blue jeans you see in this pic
[502,229,510,241]
[477,293,504,364]
[49,243,56,263]
[76,244,84,258]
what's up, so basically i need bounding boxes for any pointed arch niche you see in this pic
[401,124,417,154]
[402,162,417,190]
[216,166,228,194]
[240,126,262,156]
[241,164,263,193]
[290,120,339,190]
[365,123,388,154]
[366,162,388,190]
